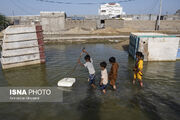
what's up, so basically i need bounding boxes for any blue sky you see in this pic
[0,0,180,16]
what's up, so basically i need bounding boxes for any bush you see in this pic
[0,14,10,31]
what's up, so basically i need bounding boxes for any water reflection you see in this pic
[130,91,162,120]
[2,64,48,86]
[78,88,101,120]
[144,62,176,80]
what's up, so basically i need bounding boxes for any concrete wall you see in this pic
[8,15,41,25]
[68,14,180,21]
[125,14,158,21]
[1,25,45,69]
[122,20,180,31]
[105,19,124,28]
[160,20,180,31]
[65,19,97,30]
[146,37,179,61]
[99,19,180,31]
[129,33,180,61]
[40,12,65,34]
[163,15,180,20]
[124,20,156,30]
[6,13,180,35]
[124,14,180,21]
[93,19,180,31]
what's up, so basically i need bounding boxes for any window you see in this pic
[101,10,106,12]
[101,20,105,24]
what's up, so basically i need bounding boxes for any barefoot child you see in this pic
[108,57,119,90]
[100,61,108,94]
[133,52,144,87]
[78,48,96,88]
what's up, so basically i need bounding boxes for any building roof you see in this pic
[108,3,116,5]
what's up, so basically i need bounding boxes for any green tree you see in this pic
[0,14,10,31]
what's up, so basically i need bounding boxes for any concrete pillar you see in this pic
[40,11,65,34]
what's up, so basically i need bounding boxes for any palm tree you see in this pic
[0,14,10,31]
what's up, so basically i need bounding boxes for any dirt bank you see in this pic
[62,27,180,36]
[91,27,138,35]
[109,39,129,51]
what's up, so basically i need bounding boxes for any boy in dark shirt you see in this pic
[109,57,119,90]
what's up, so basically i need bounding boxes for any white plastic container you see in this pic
[57,78,76,87]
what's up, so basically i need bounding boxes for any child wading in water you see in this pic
[133,52,144,87]
[78,48,96,88]
[108,57,119,90]
[100,61,108,94]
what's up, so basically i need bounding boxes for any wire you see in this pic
[36,0,135,5]
[8,0,32,15]
[18,0,40,11]
[140,0,159,14]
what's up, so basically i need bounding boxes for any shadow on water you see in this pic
[151,92,180,114]
[130,90,180,120]
[130,91,163,120]
[78,87,101,120]
[122,44,129,51]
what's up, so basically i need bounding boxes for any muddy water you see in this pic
[0,44,179,120]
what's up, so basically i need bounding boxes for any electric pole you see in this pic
[155,0,162,30]
[12,10,15,16]
[12,10,15,25]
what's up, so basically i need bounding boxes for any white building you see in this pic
[99,3,125,18]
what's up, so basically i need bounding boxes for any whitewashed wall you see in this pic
[1,25,45,69]
[129,33,180,61]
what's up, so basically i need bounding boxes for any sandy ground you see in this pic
[62,27,180,36]
[62,27,138,35]
[91,27,137,35]
[62,27,90,34]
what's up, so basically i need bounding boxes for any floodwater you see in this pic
[0,43,179,120]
